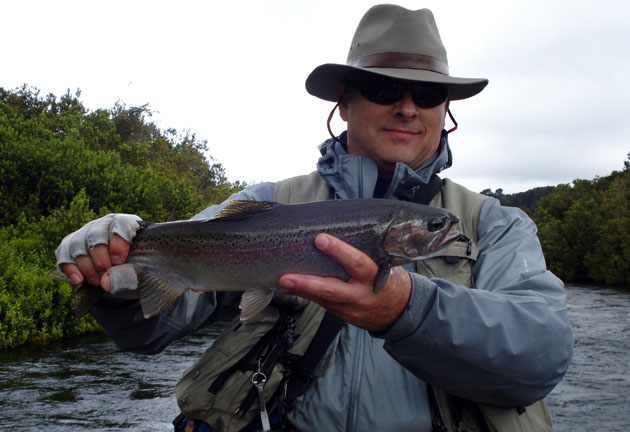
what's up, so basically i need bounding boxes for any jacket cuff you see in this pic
[371,272,437,341]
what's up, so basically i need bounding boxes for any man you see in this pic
[56,5,573,431]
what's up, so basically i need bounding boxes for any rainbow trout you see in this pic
[52,199,462,321]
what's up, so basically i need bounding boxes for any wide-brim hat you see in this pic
[306,5,488,102]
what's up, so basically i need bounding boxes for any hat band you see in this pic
[347,52,449,75]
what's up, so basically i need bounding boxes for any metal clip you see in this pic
[252,358,271,431]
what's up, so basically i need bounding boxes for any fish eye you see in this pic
[427,217,445,232]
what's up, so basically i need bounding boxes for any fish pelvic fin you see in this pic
[136,271,186,319]
[215,200,277,220]
[48,269,103,320]
[239,287,275,321]
[373,263,392,294]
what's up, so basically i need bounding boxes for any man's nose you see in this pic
[393,91,418,118]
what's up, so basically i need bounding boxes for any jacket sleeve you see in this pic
[378,198,574,407]
[89,182,277,354]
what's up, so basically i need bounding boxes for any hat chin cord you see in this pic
[327,102,345,145]
[446,108,458,134]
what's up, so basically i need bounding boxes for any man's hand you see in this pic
[61,234,131,291]
[278,233,412,332]
[55,214,141,291]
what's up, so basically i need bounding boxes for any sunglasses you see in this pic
[350,77,448,108]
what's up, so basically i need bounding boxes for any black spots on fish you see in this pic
[135,231,172,248]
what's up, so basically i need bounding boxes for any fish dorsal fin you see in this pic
[215,200,277,220]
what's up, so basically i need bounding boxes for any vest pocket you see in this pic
[415,241,479,288]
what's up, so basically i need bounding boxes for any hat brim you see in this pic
[306,63,488,102]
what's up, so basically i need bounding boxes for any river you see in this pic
[0,284,628,431]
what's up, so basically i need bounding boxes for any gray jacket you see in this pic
[92,135,573,431]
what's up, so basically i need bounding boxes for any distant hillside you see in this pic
[480,186,555,214]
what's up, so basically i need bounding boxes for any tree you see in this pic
[533,156,630,285]
[0,85,245,348]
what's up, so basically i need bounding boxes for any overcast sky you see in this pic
[3,0,629,194]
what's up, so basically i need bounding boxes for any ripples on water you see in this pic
[0,316,231,431]
[1,285,628,431]
[547,284,630,432]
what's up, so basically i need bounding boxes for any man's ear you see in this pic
[336,84,350,121]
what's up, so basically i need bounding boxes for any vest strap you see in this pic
[405,173,444,205]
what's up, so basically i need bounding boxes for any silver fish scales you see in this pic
[52,199,462,321]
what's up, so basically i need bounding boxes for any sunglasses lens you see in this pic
[411,85,448,108]
[353,77,447,108]
[358,81,403,105]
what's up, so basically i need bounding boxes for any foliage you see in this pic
[480,155,629,286]
[0,85,244,349]
[532,155,630,285]
[480,186,554,215]
[0,191,100,349]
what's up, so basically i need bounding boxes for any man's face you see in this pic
[338,79,449,177]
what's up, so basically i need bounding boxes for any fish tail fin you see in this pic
[136,271,186,319]
[73,284,103,319]
[48,268,102,320]
[48,268,68,282]
[239,287,275,321]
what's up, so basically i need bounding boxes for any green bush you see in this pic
[0,191,100,349]
[0,86,243,349]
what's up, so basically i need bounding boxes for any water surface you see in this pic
[546,284,630,431]
[1,284,628,431]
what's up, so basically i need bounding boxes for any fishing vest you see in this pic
[274,171,554,432]
[174,174,337,432]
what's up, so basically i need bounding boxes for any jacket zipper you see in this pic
[346,326,364,431]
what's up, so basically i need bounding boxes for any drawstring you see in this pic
[327,102,344,145]
[446,108,458,134]
[327,84,350,145]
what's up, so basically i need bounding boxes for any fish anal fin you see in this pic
[215,200,277,220]
[137,272,186,319]
[239,287,275,321]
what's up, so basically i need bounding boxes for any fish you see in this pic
[50,199,462,321]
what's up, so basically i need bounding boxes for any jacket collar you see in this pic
[316,131,452,200]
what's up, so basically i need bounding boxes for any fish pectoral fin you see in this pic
[373,264,392,294]
[136,272,186,319]
[239,287,275,321]
[214,200,277,220]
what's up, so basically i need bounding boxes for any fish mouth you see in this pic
[433,221,462,249]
